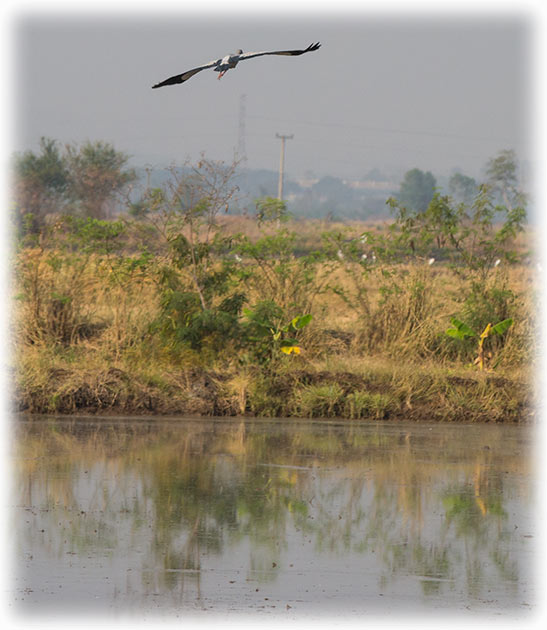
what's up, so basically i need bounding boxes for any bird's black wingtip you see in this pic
[152,80,172,89]
[152,75,185,89]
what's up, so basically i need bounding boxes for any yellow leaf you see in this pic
[281,346,301,355]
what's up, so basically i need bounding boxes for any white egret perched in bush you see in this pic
[152,42,321,88]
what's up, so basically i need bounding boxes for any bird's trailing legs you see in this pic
[217,70,227,80]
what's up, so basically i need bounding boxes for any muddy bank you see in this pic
[14,365,533,423]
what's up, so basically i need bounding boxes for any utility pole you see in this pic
[237,94,247,163]
[275,133,293,201]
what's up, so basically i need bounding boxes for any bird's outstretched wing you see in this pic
[151,42,321,88]
[152,58,222,88]
[238,42,321,61]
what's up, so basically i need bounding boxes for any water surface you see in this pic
[11,416,535,618]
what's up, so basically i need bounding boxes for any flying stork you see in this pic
[152,42,321,88]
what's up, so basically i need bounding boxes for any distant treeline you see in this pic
[11,137,527,231]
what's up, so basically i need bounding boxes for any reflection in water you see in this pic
[12,417,534,616]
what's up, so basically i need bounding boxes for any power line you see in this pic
[249,114,518,145]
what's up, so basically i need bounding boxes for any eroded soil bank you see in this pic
[15,364,533,423]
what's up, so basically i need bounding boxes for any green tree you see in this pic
[254,197,289,226]
[65,140,136,218]
[448,172,478,206]
[398,168,436,213]
[485,149,524,210]
[148,158,244,357]
[13,137,68,232]
[13,138,137,229]
[386,186,525,274]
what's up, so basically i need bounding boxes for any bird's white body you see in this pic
[214,50,244,78]
[219,55,233,68]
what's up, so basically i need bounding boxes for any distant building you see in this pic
[296,178,319,188]
[343,180,395,191]
[296,177,394,191]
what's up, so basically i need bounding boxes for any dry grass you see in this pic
[11,218,537,421]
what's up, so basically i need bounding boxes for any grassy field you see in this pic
[12,215,537,422]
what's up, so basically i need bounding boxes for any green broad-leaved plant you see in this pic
[446,316,513,370]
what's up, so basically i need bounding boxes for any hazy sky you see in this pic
[11,6,532,182]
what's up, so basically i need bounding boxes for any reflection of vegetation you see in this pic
[443,458,507,535]
[438,458,518,598]
[15,419,530,605]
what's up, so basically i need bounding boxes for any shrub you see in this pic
[293,383,344,418]
[344,390,395,419]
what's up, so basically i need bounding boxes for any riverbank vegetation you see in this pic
[11,147,537,421]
